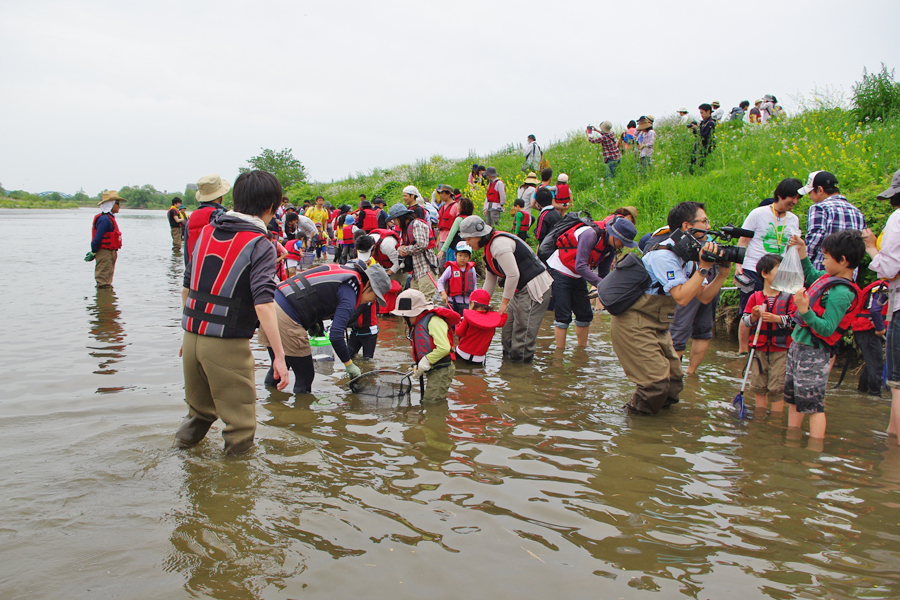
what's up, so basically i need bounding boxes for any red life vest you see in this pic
[371,229,400,268]
[486,179,501,206]
[342,224,355,245]
[482,231,546,292]
[749,291,794,351]
[284,239,304,263]
[445,262,476,298]
[181,226,268,338]
[556,221,608,272]
[800,275,862,347]
[358,208,380,232]
[402,219,437,250]
[438,201,458,231]
[91,213,122,250]
[186,204,224,261]
[555,183,571,203]
[410,307,461,366]
[850,280,889,332]
[276,264,365,332]
[354,302,378,332]
[517,211,533,234]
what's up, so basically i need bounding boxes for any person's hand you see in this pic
[398,247,408,257]
[877,329,887,337]
[345,362,361,379]
[760,311,781,323]
[698,242,719,269]
[794,288,810,314]
[440,292,448,305]
[178,343,183,358]
[412,357,432,378]
[862,228,878,251]
[497,298,509,315]
[84,251,96,262]
[751,305,762,319]
[788,235,807,259]
[438,251,445,263]
[734,263,743,275]
[273,357,290,391]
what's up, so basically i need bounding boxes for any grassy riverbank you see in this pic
[0,197,79,209]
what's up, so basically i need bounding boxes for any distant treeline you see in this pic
[0,184,200,209]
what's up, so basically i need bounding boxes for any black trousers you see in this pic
[348,332,378,359]
[855,329,885,395]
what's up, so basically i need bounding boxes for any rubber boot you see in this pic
[173,415,215,449]
[287,355,315,394]
[264,347,278,387]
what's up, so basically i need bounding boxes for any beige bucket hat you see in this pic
[391,289,433,318]
[97,190,126,205]
[196,174,230,203]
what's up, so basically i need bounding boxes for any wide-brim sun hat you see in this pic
[364,264,391,307]
[484,167,498,177]
[98,190,126,205]
[621,206,638,221]
[386,203,413,221]
[460,215,491,238]
[196,174,230,203]
[607,216,639,248]
[391,289,433,318]
[524,173,539,185]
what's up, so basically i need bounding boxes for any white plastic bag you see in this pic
[770,227,804,293]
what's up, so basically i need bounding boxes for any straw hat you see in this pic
[196,174,230,203]
[524,172,539,185]
[98,190,126,205]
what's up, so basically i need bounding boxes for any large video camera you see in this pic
[669,224,753,265]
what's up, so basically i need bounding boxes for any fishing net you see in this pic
[348,370,414,398]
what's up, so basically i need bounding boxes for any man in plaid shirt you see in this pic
[800,170,866,270]
[387,203,439,299]
[586,121,622,179]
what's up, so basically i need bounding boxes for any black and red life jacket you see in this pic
[371,229,400,269]
[438,201,458,231]
[181,226,268,338]
[358,208,380,232]
[750,291,794,351]
[354,302,378,332]
[410,307,461,367]
[555,220,609,272]
[276,263,365,334]
[91,213,122,250]
[284,239,304,263]
[799,275,862,347]
[516,211,533,234]
[850,279,889,332]
[486,179,501,206]
[555,183,571,203]
[185,204,224,260]
[483,231,546,292]
[444,262,476,298]
[402,219,437,250]
[342,223,355,245]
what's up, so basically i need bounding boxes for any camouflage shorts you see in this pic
[784,342,831,414]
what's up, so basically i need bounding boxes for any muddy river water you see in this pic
[1,208,899,599]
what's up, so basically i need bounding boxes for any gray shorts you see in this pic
[670,294,719,352]
[784,342,830,413]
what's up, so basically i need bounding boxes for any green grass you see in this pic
[0,197,79,209]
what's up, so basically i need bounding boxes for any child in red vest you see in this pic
[438,242,478,316]
[455,289,508,365]
[786,232,865,440]
[851,279,889,396]
[554,173,571,215]
[391,289,460,404]
[741,254,797,413]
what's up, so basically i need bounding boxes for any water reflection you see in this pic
[86,287,126,376]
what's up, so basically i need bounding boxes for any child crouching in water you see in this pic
[391,289,460,404]
[455,289,508,365]
[741,253,797,413]
[785,231,865,440]
[438,242,477,317]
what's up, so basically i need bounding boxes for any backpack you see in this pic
[539,156,551,171]
[595,253,653,315]
[537,210,596,262]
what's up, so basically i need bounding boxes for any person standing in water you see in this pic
[85,190,125,288]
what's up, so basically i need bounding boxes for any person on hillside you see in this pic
[167,197,186,251]
[468,164,482,193]
[609,202,731,415]
[801,171,866,272]
[511,199,533,241]
[731,100,750,122]
[586,122,622,179]
[620,120,637,153]
[438,242,477,317]
[534,187,562,247]
[461,215,553,363]
[676,108,691,126]
[635,116,656,175]
[749,99,762,124]
[483,167,506,227]
[547,216,638,350]
[862,169,900,440]
[184,174,229,265]
[734,178,803,352]
[711,101,725,122]
[388,203,439,299]
[517,172,538,212]
[554,173,571,215]
[436,183,459,250]
[455,289,508,366]
[759,95,777,123]
[523,134,542,173]
[438,197,474,264]
[689,103,716,174]
[175,170,289,455]
[86,190,125,288]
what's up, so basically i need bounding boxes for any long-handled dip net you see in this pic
[348,370,416,398]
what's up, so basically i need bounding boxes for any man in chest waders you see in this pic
[609,202,731,415]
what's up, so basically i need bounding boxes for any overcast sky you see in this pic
[1,0,897,195]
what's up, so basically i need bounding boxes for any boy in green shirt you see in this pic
[786,231,864,439]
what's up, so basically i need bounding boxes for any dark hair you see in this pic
[535,187,553,207]
[354,234,375,252]
[477,166,486,173]
[891,195,900,208]
[285,212,299,224]
[373,196,385,204]
[458,197,475,217]
[232,170,282,217]
[820,230,865,270]
[359,194,366,199]
[453,188,461,196]
[315,195,325,201]
[699,103,712,112]
[336,214,346,228]
[755,253,783,279]
[627,120,637,128]
[740,100,750,109]
[303,199,311,205]
[172,197,182,204]
[773,178,803,201]
[513,198,525,208]
[667,201,706,232]
[540,167,553,181]
[528,134,536,141]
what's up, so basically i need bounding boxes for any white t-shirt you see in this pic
[740,205,800,273]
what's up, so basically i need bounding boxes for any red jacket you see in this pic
[455,309,508,358]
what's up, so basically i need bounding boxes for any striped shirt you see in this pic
[805,194,866,270]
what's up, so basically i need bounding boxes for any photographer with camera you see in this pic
[609,202,733,416]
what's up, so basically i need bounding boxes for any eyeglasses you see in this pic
[691,217,710,226]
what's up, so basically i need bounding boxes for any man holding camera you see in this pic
[609,202,731,415]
